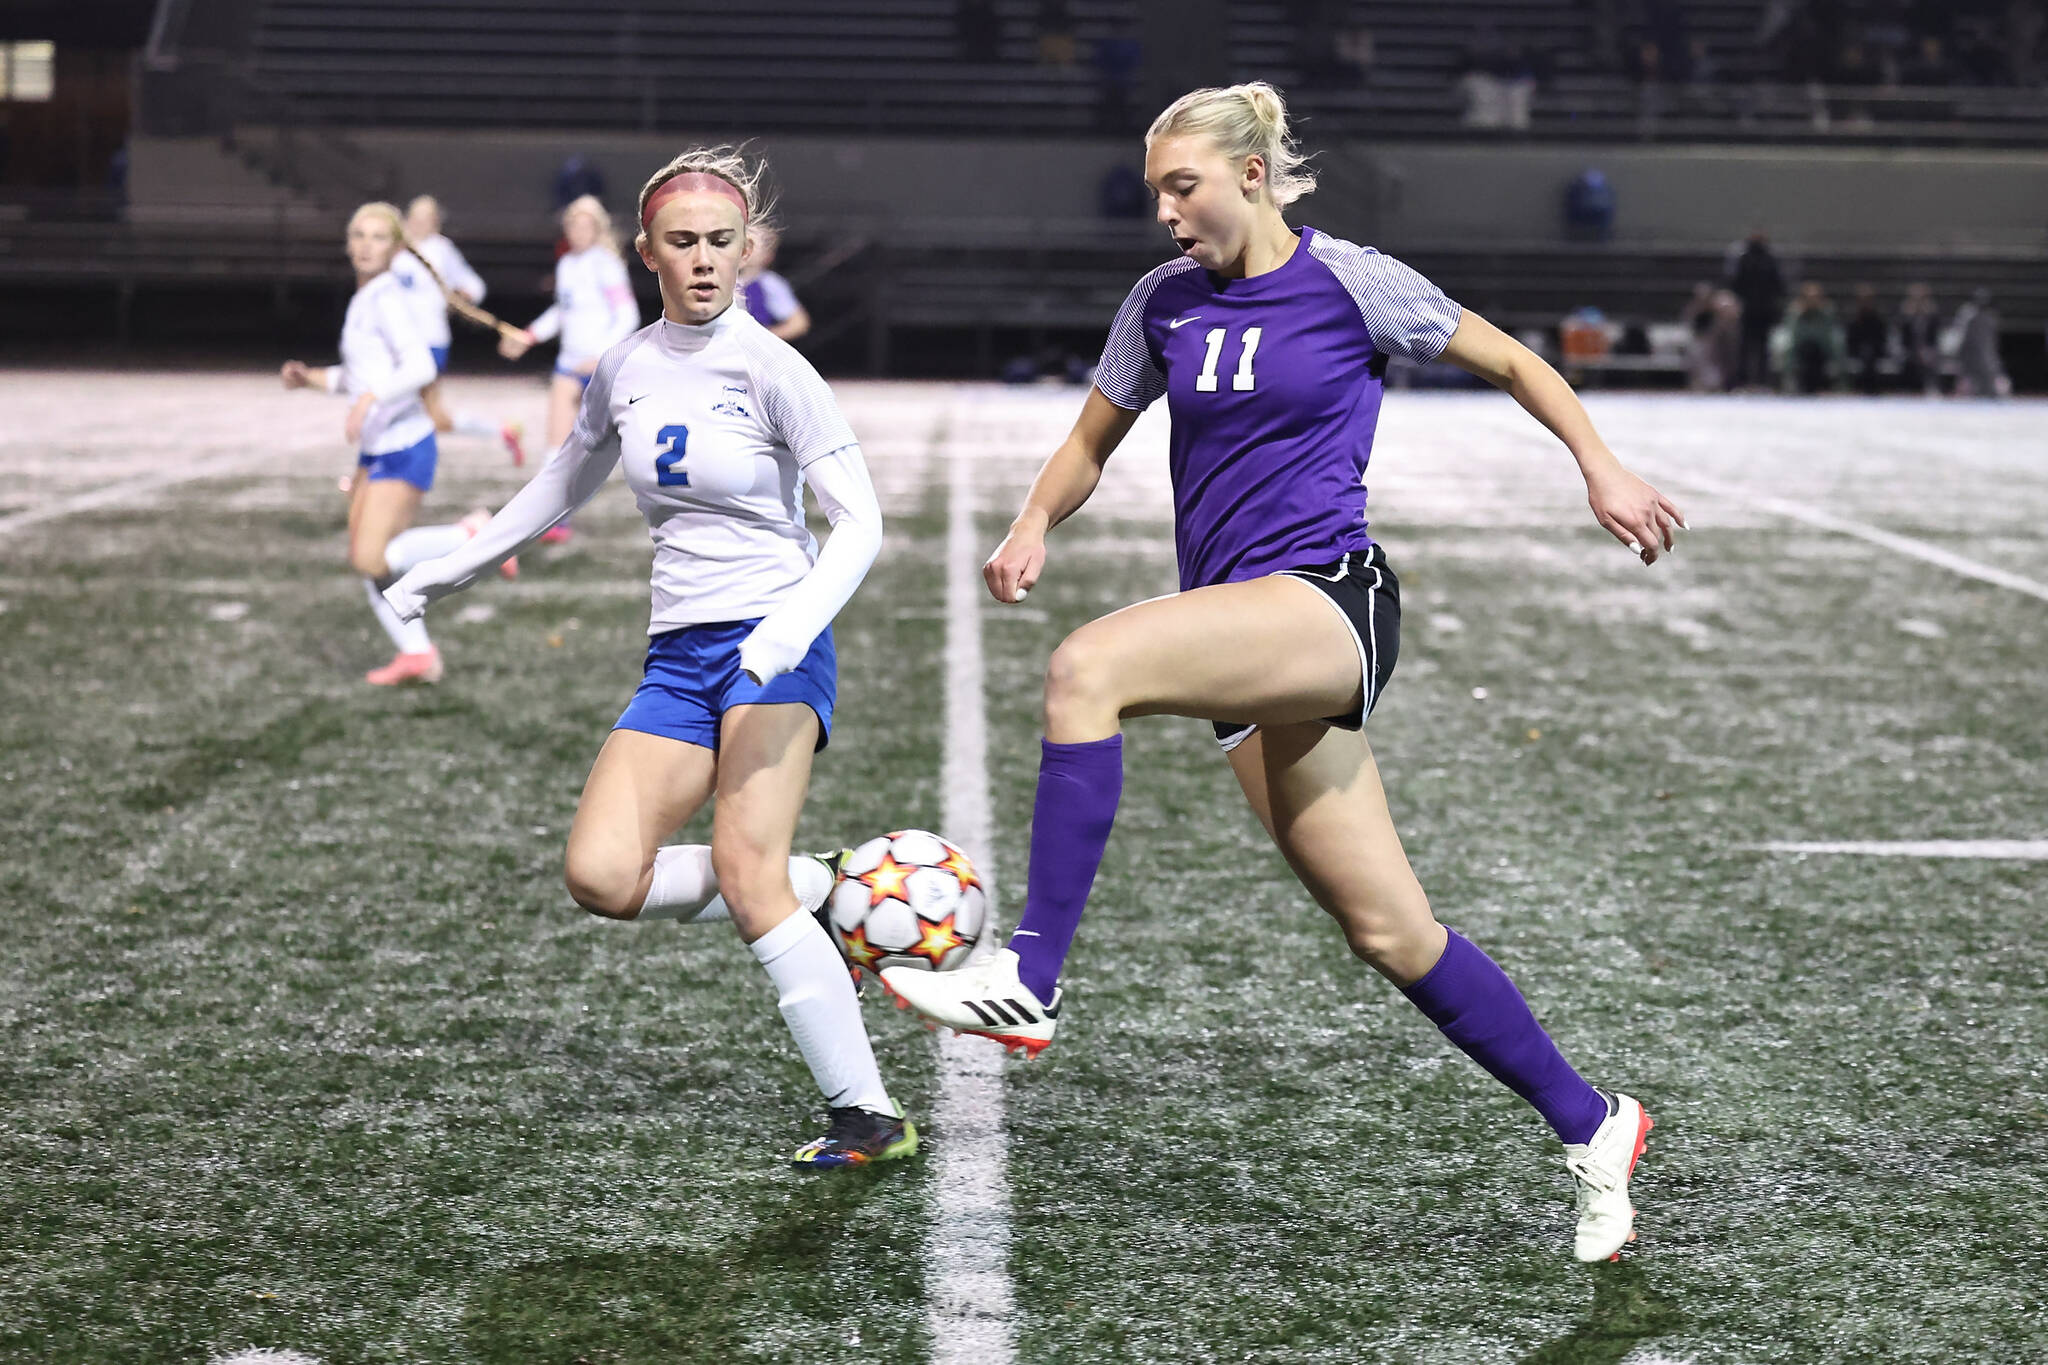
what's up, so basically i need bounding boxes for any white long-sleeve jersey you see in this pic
[388,305,882,679]
[326,271,438,454]
[526,247,641,370]
[390,233,487,349]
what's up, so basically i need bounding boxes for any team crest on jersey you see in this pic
[712,383,754,421]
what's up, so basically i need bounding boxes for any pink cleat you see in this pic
[365,648,443,686]
[457,509,518,579]
[538,523,574,545]
[501,420,526,467]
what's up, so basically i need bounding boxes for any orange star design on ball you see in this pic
[840,922,888,972]
[911,913,967,967]
[858,853,915,907]
[937,847,982,891]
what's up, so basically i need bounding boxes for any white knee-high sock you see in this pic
[639,846,835,924]
[362,523,469,655]
[451,411,500,440]
[748,910,893,1114]
[364,577,431,653]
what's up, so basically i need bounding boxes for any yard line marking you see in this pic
[927,411,1017,1365]
[1751,839,2048,860]
[1656,471,2048,605]
[0,447,309,540]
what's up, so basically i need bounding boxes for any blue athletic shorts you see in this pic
[554,364,594,390]
[614,619,836,753]
[429,345,450,373]
[357,432,438,492]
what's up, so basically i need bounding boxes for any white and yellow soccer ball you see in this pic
[827,830,988,974]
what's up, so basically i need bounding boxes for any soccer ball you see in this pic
[827,830,988,974]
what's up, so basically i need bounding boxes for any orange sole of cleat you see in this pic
[1606,1110,1656,1260]
[876,977,1051,1058]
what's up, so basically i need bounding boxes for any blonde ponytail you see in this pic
[1145,81,1317,209]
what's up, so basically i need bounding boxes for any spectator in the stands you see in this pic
[552,156,605,214]
[1899,32,1955,84]
[1036,0,1077,67]
[1686,38,1723,86]
[1844,284,1890,395]
[1458,27,1538,130]
[1098,162,1147,219]
[1726,231,1786,390]
[1832,39,1883,85]
[1289,0,1349,86]
[1681,282,1735,392]
[1952,289,2011,398]
[1092,24,1142,131]
[957,0,1002,63]
[1895,282,1942,395]
[1644,0,1694,78]
[1335,25,1377,84]
[1788,281,1845,394]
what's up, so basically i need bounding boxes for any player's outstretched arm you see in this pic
[1439,309,1686,566]
[384,364,625,621]
[738,446,884,686]
[984,386,1140,605]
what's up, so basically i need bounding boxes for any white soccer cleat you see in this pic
[1564,1091,1654,1263]
[878,948,1060,1058]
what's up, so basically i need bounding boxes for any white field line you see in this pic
[0,446,311,540]
[1655,470,2048,605]
[926,429,1017,1364]
[1751,839,2048,860]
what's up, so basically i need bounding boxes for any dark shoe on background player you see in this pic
[791,1105,919,1168]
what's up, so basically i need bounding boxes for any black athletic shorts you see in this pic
[1212,543,1401,752]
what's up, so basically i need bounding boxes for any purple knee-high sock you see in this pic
[1401,928,1610,1145]
[1009,735,1123,1002]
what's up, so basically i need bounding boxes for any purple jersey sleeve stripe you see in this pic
[1305,234,1464,365]
[1095,257,1202,410]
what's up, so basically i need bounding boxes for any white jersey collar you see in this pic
[655,304,739,354]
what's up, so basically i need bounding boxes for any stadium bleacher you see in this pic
[3,0,2043,377]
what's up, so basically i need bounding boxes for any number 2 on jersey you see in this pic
[653,423,690,486]
[1195,326,1263,393]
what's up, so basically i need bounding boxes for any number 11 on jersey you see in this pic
[654,423,690,486]
[1195,326,1263,393]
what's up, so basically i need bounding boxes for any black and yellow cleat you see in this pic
[790,1106,919,1169]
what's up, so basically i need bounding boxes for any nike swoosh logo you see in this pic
[1168,316,1201,329]
[627,393,647,404]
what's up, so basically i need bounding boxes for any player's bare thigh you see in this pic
[1225,721,1445,985]
[346,477,422,579]
[547,373,585,447]
[710,703,820,940]
[1043,575,1362,743]
[565,728,718,919]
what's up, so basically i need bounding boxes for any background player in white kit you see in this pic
[383,149,911,1167]
[391,195,525,465]
[498,194,643,543]
[280,201,512,687]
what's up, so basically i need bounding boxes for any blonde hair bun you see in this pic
[1145,81,1317,209]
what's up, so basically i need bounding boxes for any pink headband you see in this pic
[640,172,748,230]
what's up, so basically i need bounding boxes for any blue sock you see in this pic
[1401,928,1610,1145]
[1009,735,1123,1002]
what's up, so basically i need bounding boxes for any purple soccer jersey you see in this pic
[1095,226,1463,591]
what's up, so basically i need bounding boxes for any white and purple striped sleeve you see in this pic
[1094,268,1173,410]
[1307,234,1464,364]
